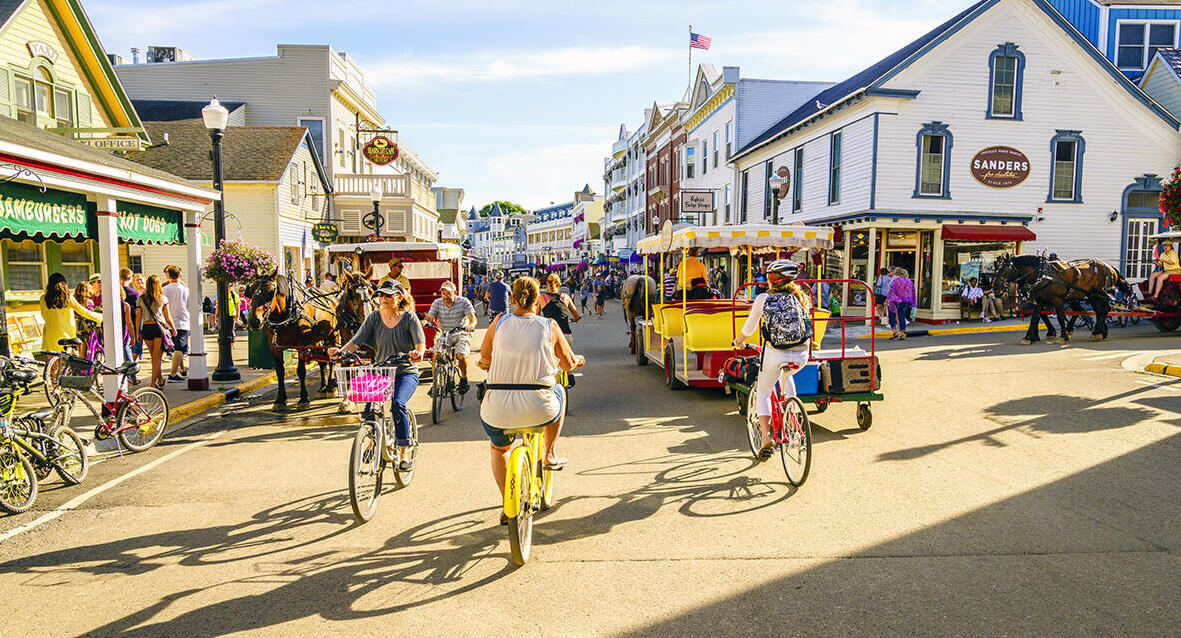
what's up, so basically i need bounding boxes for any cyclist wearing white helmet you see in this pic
[733,259,813,461]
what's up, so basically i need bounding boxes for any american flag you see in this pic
[690,32,711,50]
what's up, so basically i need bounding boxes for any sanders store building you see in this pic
[729,0,1181,322]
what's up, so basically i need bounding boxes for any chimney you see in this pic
[130,47,140,64]
[107,53,124,65]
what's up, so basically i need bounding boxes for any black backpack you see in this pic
[760,293,812,349]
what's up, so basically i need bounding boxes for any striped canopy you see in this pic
[634,224,834,255]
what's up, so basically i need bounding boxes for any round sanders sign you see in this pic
[970,146,1030,188]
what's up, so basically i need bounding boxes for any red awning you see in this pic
[940,224,1036,242]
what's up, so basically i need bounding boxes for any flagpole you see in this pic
[688,24,693,98]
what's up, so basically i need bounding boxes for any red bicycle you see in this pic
[38,342,169,453]
[745,360,812,486]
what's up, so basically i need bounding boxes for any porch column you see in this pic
[932,232,946,314]
[186,210,209,390]
[840,230,852,306]
[95,197,124,402]
[866,226,878,290]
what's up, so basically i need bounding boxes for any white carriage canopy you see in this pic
[635,224,834,255]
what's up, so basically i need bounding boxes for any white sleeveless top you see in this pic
[480,313,562,429]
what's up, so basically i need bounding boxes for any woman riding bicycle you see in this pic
[540,273,581,345]
[331,280,425,472]
[732,260,812,462]
[478,277,584,524]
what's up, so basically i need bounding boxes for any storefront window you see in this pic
[942,240,1016,304]
[5,240,44,292]
[918,231,934,309]
[59,240,92,286]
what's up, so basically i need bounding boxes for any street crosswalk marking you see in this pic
[0,429,225,544]
[1134,380,1181,392]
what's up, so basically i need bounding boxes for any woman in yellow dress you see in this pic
[1148,240,1181,298]
[40,272,102,352]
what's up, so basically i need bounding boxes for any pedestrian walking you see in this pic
[39,272,102,353]
[162,265,190,382]
[138,275,177,389]
[487,271,511,316]
[874,267,894,327]
[887,267,917,340]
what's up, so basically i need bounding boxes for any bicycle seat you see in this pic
[58,337,83,347]
[27,408,53,421]
[116,361,140,375]
[5,368,37,384]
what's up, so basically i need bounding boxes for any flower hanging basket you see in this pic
[1160,167,1181,229]
[203,239,278,284]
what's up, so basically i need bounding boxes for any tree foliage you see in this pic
[478,201,529,217]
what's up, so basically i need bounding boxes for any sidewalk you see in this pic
[833,316,1041,339]
[1144,351,1181,378]
[26,330,287,458]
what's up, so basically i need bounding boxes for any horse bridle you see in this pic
[336,278,370,332]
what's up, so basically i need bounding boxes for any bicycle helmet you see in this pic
[765,259,801,281]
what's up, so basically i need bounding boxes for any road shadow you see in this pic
[613,433,1181,636]
[879,389,1161,462]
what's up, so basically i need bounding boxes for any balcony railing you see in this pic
[334,174,409,198]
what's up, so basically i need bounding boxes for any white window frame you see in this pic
[725,121,733,157]
[1116,20,1179,72]
[4,240,45,292]
[297,117,326,164]
[58,239,93,285]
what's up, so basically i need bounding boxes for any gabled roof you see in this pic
[468,206,478,220]
[735,0,1179,159]
[490,203,504,217]
[131,99,246,122]
[0,0,23,29]
[0,114,213,195]
[1144,48,1181,84]
[126,120,329,190]
[581,184,593,194]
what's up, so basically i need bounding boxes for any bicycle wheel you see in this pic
[394,412,418,488]
[43,356,63,407]
[50,426,88,485]
[779,397,812,487]
[348,421,384,523]
[450,368,464,411]
[0,446,37,514]
[744,389,763,457]
[430,366,443,425]
[507,452,534,566]
[116,387,169,452]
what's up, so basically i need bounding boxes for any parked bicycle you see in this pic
[429,326,466,424]
[0,357,88,514]
[43,333,104,406]
[336,353,420,523]
[744,360,812,487]
[38,342,168,453]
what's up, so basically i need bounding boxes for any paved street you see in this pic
[0,301,1177,636]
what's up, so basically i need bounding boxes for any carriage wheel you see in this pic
[856,403,873,430]
[1152,316,1181,332]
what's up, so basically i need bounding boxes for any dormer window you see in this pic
[987,43,1025,120]
[1116,21,1177,73]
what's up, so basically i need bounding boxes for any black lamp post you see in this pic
[365,186,384,235]
[203,98,240,382]
[768,174,786,226]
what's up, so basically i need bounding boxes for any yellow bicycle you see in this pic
[503,425,555,566]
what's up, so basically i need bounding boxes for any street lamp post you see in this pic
[365,186,384,236]
[768,167,790,226]
[203,98,240,382]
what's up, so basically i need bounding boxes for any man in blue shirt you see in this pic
[487,270,511,316]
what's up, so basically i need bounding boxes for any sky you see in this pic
[87,0,976,213]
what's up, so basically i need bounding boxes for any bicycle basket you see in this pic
[335,367,399,405]
[58,375,93,391]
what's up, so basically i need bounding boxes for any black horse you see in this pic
[245,272,338,409]
[993,255,1131,344]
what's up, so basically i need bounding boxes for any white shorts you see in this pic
[441,331,472,356]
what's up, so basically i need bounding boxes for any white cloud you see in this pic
[363,45,679,88]
[438,140,613,211]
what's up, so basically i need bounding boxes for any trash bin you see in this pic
[248,329,288,369]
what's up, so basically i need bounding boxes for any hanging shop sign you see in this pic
[362,135,399,166]
[114,201,183,244]
[312,221,340,244]
[681,190,716,213]
[0,181,89,239]
[970,146,1031,188]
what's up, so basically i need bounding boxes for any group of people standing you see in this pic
[38,265,192,389]
[873,266,918,340]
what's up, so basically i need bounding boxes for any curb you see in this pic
[1144,362,1181,378]
[168,368,288,424]
[859,322,1049,339]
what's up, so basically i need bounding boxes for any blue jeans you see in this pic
[390,373,419,446]
[890,303,913,333]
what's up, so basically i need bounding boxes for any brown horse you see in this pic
[245,272,337,409]
[994,255,1132,344]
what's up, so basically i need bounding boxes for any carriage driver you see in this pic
[424,281,477,394]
